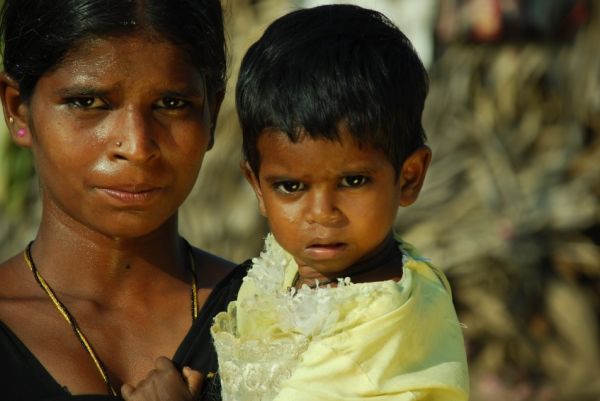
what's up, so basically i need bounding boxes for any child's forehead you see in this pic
[256,127,393,168]
[257,125,371,149]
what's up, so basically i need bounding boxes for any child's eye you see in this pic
[340,175,369,188]
[66,97,107,109]
[274,181,305,194]
[156,97,189,110]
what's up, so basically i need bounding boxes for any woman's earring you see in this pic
[8,116,14,124]
[16,128,26,137]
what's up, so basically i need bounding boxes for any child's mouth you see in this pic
[305,242,347,259]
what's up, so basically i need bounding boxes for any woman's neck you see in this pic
[29,211,188,304]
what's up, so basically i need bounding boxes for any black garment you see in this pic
[0,265,248,401]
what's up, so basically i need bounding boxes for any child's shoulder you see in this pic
[396,236,452,294]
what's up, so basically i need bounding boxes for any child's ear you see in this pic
[0,73,32,147]
[241,160,267,217]
[398,146,431,207]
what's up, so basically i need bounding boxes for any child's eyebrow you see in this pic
[338,165,378,175]
[261,174,297,184]
[339,168,375,175]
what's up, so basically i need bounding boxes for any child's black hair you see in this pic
[237,4,429,175]
[0,0,226,103]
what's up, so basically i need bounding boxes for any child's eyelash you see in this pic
[273,181,305,194]
[340,175,370,187]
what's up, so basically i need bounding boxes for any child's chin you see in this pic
[300,258,354,278]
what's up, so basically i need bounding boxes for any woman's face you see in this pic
[24,33,215,238]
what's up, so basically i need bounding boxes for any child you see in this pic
[126,4,469,401]
[210,4,469,401]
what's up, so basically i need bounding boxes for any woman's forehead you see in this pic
[61,30,188,66]
[38,33,206,96]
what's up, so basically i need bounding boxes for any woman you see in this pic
[0,1,242,399]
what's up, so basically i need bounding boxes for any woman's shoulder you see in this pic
[190,245,252,291]
[190,246,237,287]
[0,251,35,301]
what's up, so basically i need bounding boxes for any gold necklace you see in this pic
[23,241,199,396]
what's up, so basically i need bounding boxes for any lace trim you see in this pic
[212,234,415,401]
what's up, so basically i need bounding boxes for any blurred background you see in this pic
[1,0,598,399]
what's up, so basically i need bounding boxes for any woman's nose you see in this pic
[110,108,160,163]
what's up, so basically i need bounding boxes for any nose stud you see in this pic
[116,141,122,147]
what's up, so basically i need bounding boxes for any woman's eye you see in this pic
[274,181,305,194]
[67,97,106,109]
[340,175,369,188]
[157,97,188,109]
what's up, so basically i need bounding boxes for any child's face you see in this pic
[245,127,430,277]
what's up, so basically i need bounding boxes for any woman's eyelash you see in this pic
[65,96,192,110]
[65,96,107,109]
[157,97,190,109]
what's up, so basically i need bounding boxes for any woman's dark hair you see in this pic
[0,0,226,103]
[237,4,429,175]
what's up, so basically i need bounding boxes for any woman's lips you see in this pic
[97,186,162,205]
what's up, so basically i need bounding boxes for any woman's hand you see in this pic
[121,356,203,401]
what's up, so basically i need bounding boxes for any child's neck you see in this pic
[294,234,403,289]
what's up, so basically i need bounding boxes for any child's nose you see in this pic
[305,189,343,226]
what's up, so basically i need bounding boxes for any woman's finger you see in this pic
[183,366,204,397]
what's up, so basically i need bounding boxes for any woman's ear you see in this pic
[0,73,31,147]
[398,146,432,207]
[241,160,267,216]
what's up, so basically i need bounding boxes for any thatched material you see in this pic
[407,4,600,400]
